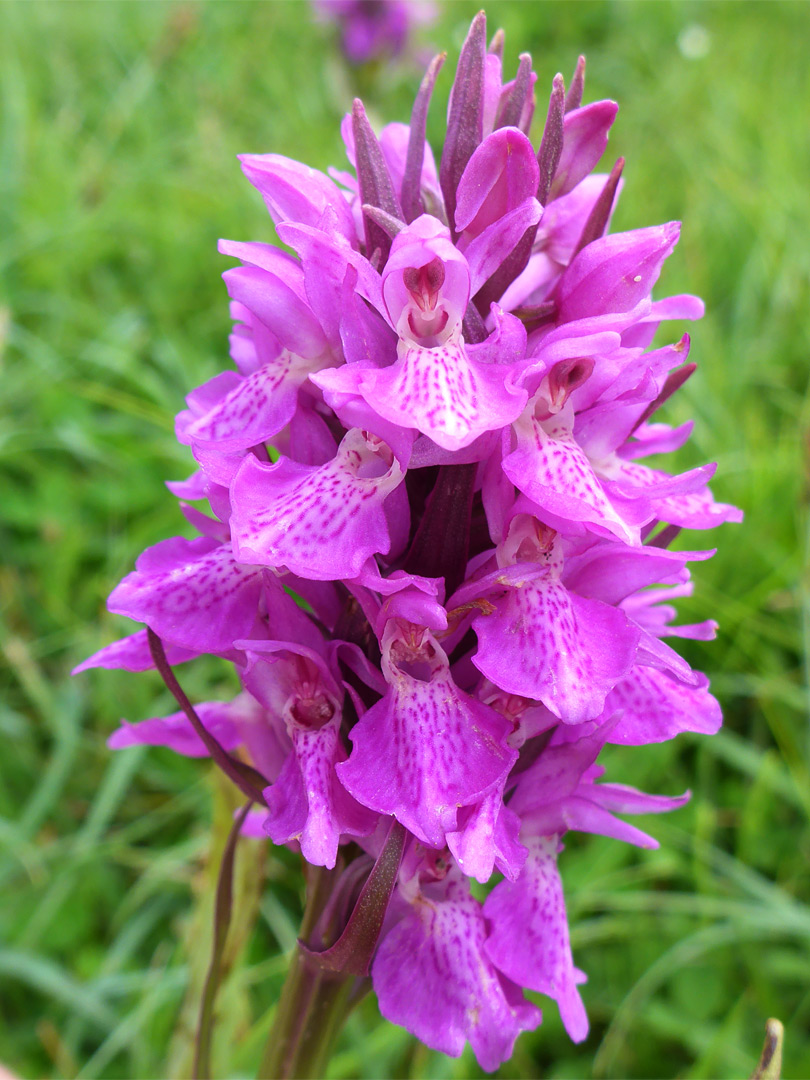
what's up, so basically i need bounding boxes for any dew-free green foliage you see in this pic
[1,2,808,1077]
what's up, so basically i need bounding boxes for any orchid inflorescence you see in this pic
[78,12,740,1070]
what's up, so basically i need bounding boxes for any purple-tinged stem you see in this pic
[258,864,353,1080]
[403,462,477,597]
[194,801,252,1080]
[147,629,267,803]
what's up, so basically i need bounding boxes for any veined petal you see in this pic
[373,877,541,1070]
[321,336,526,451]
[471,579,639,724]
[222,265,329,359]
[607,666,722,744]
[485,835,588,1042]
[338,632,515,847]
[550,99,618,199]
[455,127,540,235]
[556,223,680,324]
[238,152,357,243]
[446,791,526,883]
[230,429,406,580]
[183,353,322,452]
[263,724,376,868]
[503,403,639,544]
[108,537,265,655]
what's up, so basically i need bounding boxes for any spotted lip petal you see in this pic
[504,399,640,544]
[373,875,542,1070]
[484,836,588,1042]
[337,624,516,848]
[107,536,266,656]
[325,335,527,451]
[229,429,406,580]
[606,666,722,744]
[468,571,640,725]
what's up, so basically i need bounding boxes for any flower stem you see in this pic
[258,946,356,1079]
[257,864,356,1079]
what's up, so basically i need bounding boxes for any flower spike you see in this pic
[78,13,739,1073]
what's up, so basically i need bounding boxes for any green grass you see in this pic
[1,1,808,1077]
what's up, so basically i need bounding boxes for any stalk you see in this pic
[258,865,354,1080]
[257,947,355,1079]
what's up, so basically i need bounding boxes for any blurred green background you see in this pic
[1,1,808,1077]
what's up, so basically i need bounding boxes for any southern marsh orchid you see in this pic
[78,11,740,1074]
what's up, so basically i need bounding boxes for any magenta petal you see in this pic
[556,223,680,324]
[373,879,541,1070]
[108,537,264,655]
[503,404,639,543]
[324,338,526,451]
[238,152,357,243]
[485,835,589,1042]
[263,724,376,868]
[607,666,722,744]
[464,196,543,296]
[550,99,618,198]
[183,359,315,452]
[338,643,516,848]
[222,265,329,359]
[230,430,405,580]
[472,579,639,724]
[455,127,540,235]
[446,791,527,883]
[549,795,660,849]
[72,630,199,674]
[107,702,242,758]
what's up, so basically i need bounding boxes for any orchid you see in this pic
[77,11,740,1075]
[313,0,436,66]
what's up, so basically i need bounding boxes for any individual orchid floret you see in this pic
[373,870,542,1069]
[450,515,639,723]
[241,640,378,867]
[315,215,530,450]
[484,835,588,1043]
[337,590,517,847]
[229,428,408,580]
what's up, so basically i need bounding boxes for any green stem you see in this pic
[257,864,356,1079]
[258,945,355,1079]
